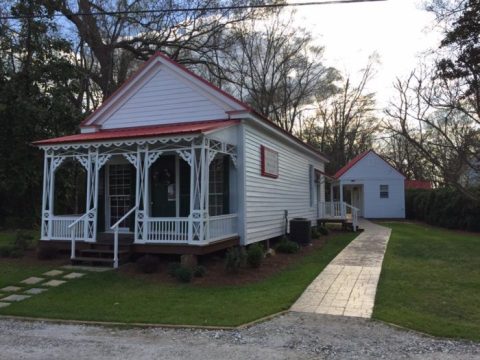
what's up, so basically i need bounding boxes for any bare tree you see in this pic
[41,0,275,100]
[383,69,480,199]
[378,132,435,181]
[218,10,338,133]
[300,60,379,172]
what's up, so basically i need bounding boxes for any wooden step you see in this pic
[71,256,113,265]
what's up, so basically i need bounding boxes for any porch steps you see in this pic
[71,242,132,267]
[71,256,115,266]
[318,219,360,232]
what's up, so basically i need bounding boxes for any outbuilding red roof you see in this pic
[333,150,372,179]
[33,120,238,145]
[405,180,432,189]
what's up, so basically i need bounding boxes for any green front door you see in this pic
[150,155,176,217]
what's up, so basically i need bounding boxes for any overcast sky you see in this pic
[294,0,442,108]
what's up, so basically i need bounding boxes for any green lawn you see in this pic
[0,232,355,326]
[374,222,480,341]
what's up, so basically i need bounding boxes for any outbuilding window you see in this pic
[380,184,389,199]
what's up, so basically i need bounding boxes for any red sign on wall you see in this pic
[260,145,279,178]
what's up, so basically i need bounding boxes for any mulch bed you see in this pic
[0,249,68,268]
[119,231,344,286]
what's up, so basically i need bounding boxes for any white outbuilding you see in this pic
[326,150,406,219]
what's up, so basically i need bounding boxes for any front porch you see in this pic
[38,132,239,266]
[316,177,361,231]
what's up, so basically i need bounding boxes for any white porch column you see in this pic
[124,145,162,243]
[177,138,211,244]
[74,150,111,242]
[339,180,345,218]
[329,182,334,217]
[40,150,65,240]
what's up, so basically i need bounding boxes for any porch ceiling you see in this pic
[33,119,239,147]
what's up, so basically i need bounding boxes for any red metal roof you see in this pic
[34,120,238,145]
[334,150,372,179]
[37,51,327,160]
[405,180,432,189]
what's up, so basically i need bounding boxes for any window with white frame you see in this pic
[380,184,389,199]
[209,157,226,216]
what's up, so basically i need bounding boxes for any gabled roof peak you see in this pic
[334,150,404,179]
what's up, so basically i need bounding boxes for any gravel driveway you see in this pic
[1,312,479,360]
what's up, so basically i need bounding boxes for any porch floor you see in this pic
[39,235,240,257]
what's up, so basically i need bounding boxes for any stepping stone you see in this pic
[2,294,31,302]
[24,288,48,295]
[1,286,22,292]
[63,272,85,280]
[0,302,10,309]
[43,279,66,287]
[43,270,64,277]
[21,277,45,285]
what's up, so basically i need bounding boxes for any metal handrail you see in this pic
[110,205,137,269]
[68,208,96,261]
[344,203,360,231]
[68,207,95,229]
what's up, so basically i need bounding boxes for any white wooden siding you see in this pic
[339,152,405,218]
[101,68,231,129]
[207,125,238,145]
[243,123,325,244]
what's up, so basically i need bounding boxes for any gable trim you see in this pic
[335,150,405,179]
[80,52,249,128]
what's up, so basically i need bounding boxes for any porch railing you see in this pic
[146,217,189,243]
[111,205,137,269]
[51,215,86,240]
[317,202,360,231]
[208,213,238,242]
[317,201,344,219]
[345,203,359,231]
[68,208,96,261]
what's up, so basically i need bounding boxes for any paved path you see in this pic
[291,220,391,318]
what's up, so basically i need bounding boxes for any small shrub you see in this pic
[175,266,193,283]
[9,248,24,258]
[0,245,13,258]
[246,243,264,268]
[37,245,58,260]
[318,225,329,235]
[14,230,34,250]
[225,246,246,273]
[167,262,181,277]
[275,236,299,254]
[311,227,320,239]
[136,255,159,274]
[193,265,206,278]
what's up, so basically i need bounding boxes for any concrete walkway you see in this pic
[291,219,391,318]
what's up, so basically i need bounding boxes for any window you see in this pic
[380,184,389,199]
[260,145,279,178]
[209,157,228,216]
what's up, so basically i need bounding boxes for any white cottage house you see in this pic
[320,150,406,220]
[35,52,333,267]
